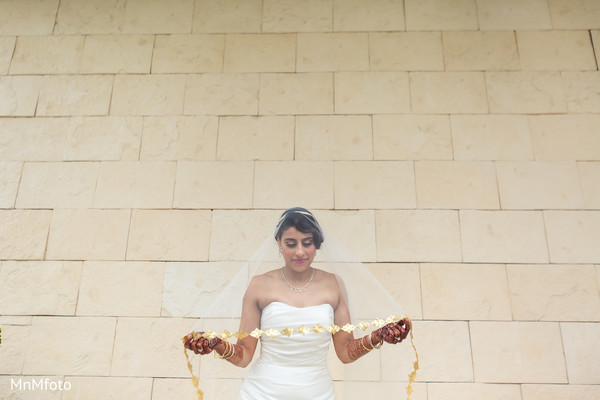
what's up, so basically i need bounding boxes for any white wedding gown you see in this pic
[239,302,336,400]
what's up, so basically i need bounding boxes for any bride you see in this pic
[183,207,411,399]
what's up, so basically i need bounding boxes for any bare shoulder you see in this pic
[317,269,341,287]
[245,269,279,296]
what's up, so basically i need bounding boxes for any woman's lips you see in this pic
[293,259,306,264]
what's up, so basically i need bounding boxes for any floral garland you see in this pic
[182,315,419,400]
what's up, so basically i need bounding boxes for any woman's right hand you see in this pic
[183,332,222,355]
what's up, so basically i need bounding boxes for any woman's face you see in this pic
[278,226,316,271]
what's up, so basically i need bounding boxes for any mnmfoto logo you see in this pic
[11,378,71,391]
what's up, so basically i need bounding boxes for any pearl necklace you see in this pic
[281,267,315,293]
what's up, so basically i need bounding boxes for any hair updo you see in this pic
[274,207,324,249]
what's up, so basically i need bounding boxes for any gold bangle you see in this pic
[361,336,372,352]
[214,341,233,359]
[370,332,383,349]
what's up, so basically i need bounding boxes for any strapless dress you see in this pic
[238,302,335,400]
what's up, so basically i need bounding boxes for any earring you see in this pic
[278,247,282,257]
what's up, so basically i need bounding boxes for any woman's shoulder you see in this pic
[248,268,280,287]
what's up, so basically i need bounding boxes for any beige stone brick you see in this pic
[313,209,378,262]
[370,32,443,71]
[153,34,224,73]
[428,383,522,400]
[411,72,488,114]
[486,72,567,114]
[0,118,69,161]
[0,162,21,208]
[297,33,369,72]
[0,261,82,315]
[0,315,32,325]
[548,0,600,29]
[376,210,461,262]
[161,261,242,317]
[17,162,98,209]
[111,317,196,377]
[335,72,410,114]
[508,265,600,322]
[0,0,58,35]
[563,71,600,113]
[46,209,130,260]
[217,116,294,160]
[382,321,473,381]
[522,384,600,400]
[451,115,533,161]
[193,0,262,33]
[224,34,295,73]
[209,209,281,261]
[530,115,600,160]
[471,321,567,383]
[295,115,372,161]
[141,116,218,161]
[416,161,499,209]
[0,325,31,374]
[0,210,51,260]
[263,0,333,32]
[10,35,83,74]
[62,377,152,400]
[335,161,416,209]
[122,0,193,33]
[23,316,116,375]
[112,74,186,116]
[64,116,143,161]
[421,263,511,320]
[443,31,520,71]
[37,75,113,117]
[545,211,600,263]
[0,36,15,74]
[77,261,164,317]
[127,209,211,261]
[173,161,254,208]
[260,73,333,115]
[184,73,259,116]
[373,114,453,160]
[460,211,549,263]
[94,161,176,208]
[333,0,405,32]
[561,323,600,383]
[153,378,243,400]
[518,30,596,71]
[342,383,427,400]
[366,263,422,319]
[497,161,584,209]
[406,0,478,30]
[0,76,42,117]
[253,161,334,209]
[578,162,600,209]
[477,0,552,29]
[80,34,153,74]
[55,0,126,34]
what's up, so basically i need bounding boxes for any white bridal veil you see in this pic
[182,209,418,400]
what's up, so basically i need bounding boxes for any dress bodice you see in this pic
[259,302,334,367]
[238,302,336,399]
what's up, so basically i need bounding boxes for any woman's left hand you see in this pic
[373,317,410,345]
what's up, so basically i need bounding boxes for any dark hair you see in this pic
[275,207,324,249]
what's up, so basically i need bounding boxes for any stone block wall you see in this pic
[1,0,600,399]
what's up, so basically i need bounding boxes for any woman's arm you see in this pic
[185,277,262,368]
[331,282,410,364]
